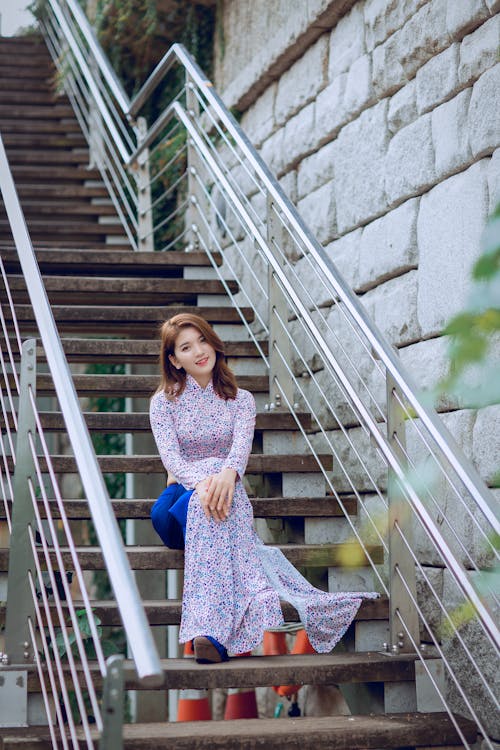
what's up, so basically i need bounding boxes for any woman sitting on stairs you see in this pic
[149,312,378,664]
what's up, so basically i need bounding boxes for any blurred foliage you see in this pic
[436,203,500,420]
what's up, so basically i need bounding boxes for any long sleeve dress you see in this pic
[150,374,378,655]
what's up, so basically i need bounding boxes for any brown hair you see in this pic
[157,313,238,400]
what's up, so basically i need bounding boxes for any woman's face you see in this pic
[169,325,216,388]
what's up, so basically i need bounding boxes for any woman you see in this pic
[150,312,378,664]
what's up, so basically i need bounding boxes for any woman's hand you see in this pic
[197,468,237,522]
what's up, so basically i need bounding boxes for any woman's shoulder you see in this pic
[234,387,256,410]
[150,389,176,413]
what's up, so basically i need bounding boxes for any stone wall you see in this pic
[213,0,500,732]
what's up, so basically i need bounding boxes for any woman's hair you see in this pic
[157,313,238,400]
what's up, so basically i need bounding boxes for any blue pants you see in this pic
[151,483,193,550]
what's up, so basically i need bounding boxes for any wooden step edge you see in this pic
[0,495,357,520]
[0,542,384,570]
[0,247,223,270]
[0,596,388,627]
[0,713,478,750]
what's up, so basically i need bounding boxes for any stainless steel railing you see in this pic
[34,1,500,745]
[0,133,163,745]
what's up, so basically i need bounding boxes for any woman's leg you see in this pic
[150,483,187,550]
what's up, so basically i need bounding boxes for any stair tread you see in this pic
[0,495,357,520]
[0,542,382,570]
[0,247,221,271]
[33,372,268,395]
[0,713,477,750]
[8,274,238,303]
[4,452,334,474]
[1,409,309,432]
[11,304,255,325]
[0,594,384,625]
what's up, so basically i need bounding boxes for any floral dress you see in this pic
[150,375,378,655]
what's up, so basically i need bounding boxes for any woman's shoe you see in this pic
[193,635,229,664]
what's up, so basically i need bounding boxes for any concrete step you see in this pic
[0,713,477,750]
[7,274,239,305]
[4,452,333,476]
[0,541,382,571]
[0,495,355,521]
[11,304,255,333]
[0,248,220,274]
[32,372,268,397]
[0,596,386,627]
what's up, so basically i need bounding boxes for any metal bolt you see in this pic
[190,195,197,204]
[275,394,281,407]
[264,403,269,411]
[23,651,30,659]
[398,641,404,648]
[1,654,9,665]
[397,632,404,639]
[190,166,197,175]
[420,643,426,652]
[191,224,198,233]
[269,402,276,410]
[293,403,299,410]
[391,644,399,655]
[23,642,29,649]
[382,642,388,652]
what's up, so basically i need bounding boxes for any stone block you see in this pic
[415,43,460,115]
[240,82,277,148]
[487,148,500,212]
[399,336,458,411]
[415,659,446,712]
[335,99,390,233]
[305,516,351,544]
[446,0,490,41]
[314,74,348,145]
[259,127,285,177]
[275,36,328,126]
[263,429,308,455]
[431,88,473,179]
[385,113,436,206]
[458,15,500,87]
[358,197,419,290]
[293,254,333,309]
[297,139,336,200]
[343,54,374,119]
[328,2,366,79]
[324,226,362,290]
[472,404,500,485]
[282,472,326,497]
[417,160,489,337]
[373,0,450,99]
[328,565,375,593]
[388,79,417,135]
[282,101,316,170]
[279,170,297,204]
[468,64,500,159]
[406,408,478,566]
[416,566,444,636]
[297,179,336,245]
[441,569,500,738]
[355,620,389,651]
[361,270,421,347]
[364,0,429,51]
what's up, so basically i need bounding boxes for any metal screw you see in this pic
[398,641,404,648]
[382,642,389,652]
[1,654,9,665]
[420,643,426,652]
[264,403,269,411]
[190,166,197,175]
[293,403,299,410]
[391,644,399,655]
[23,642,29,649]
[275,394,281,407]
[269,402,276,410]
[397,632,404,640]
[23,651,30,659]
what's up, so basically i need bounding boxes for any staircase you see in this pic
[0,33,485,750]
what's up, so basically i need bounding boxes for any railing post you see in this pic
[99,654,124,750]
[135,116,154,252]
[266,194,294,409]
[386,371,420,653]
[88,56,104,169]
[0,339,37,726]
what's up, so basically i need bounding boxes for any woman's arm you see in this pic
[149,393,223,489]
[202,389,256,520]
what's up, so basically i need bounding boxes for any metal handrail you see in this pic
[0,134,163,686]
[174,100,500,651]
[51,0,130,116]
[126,43,499,537]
